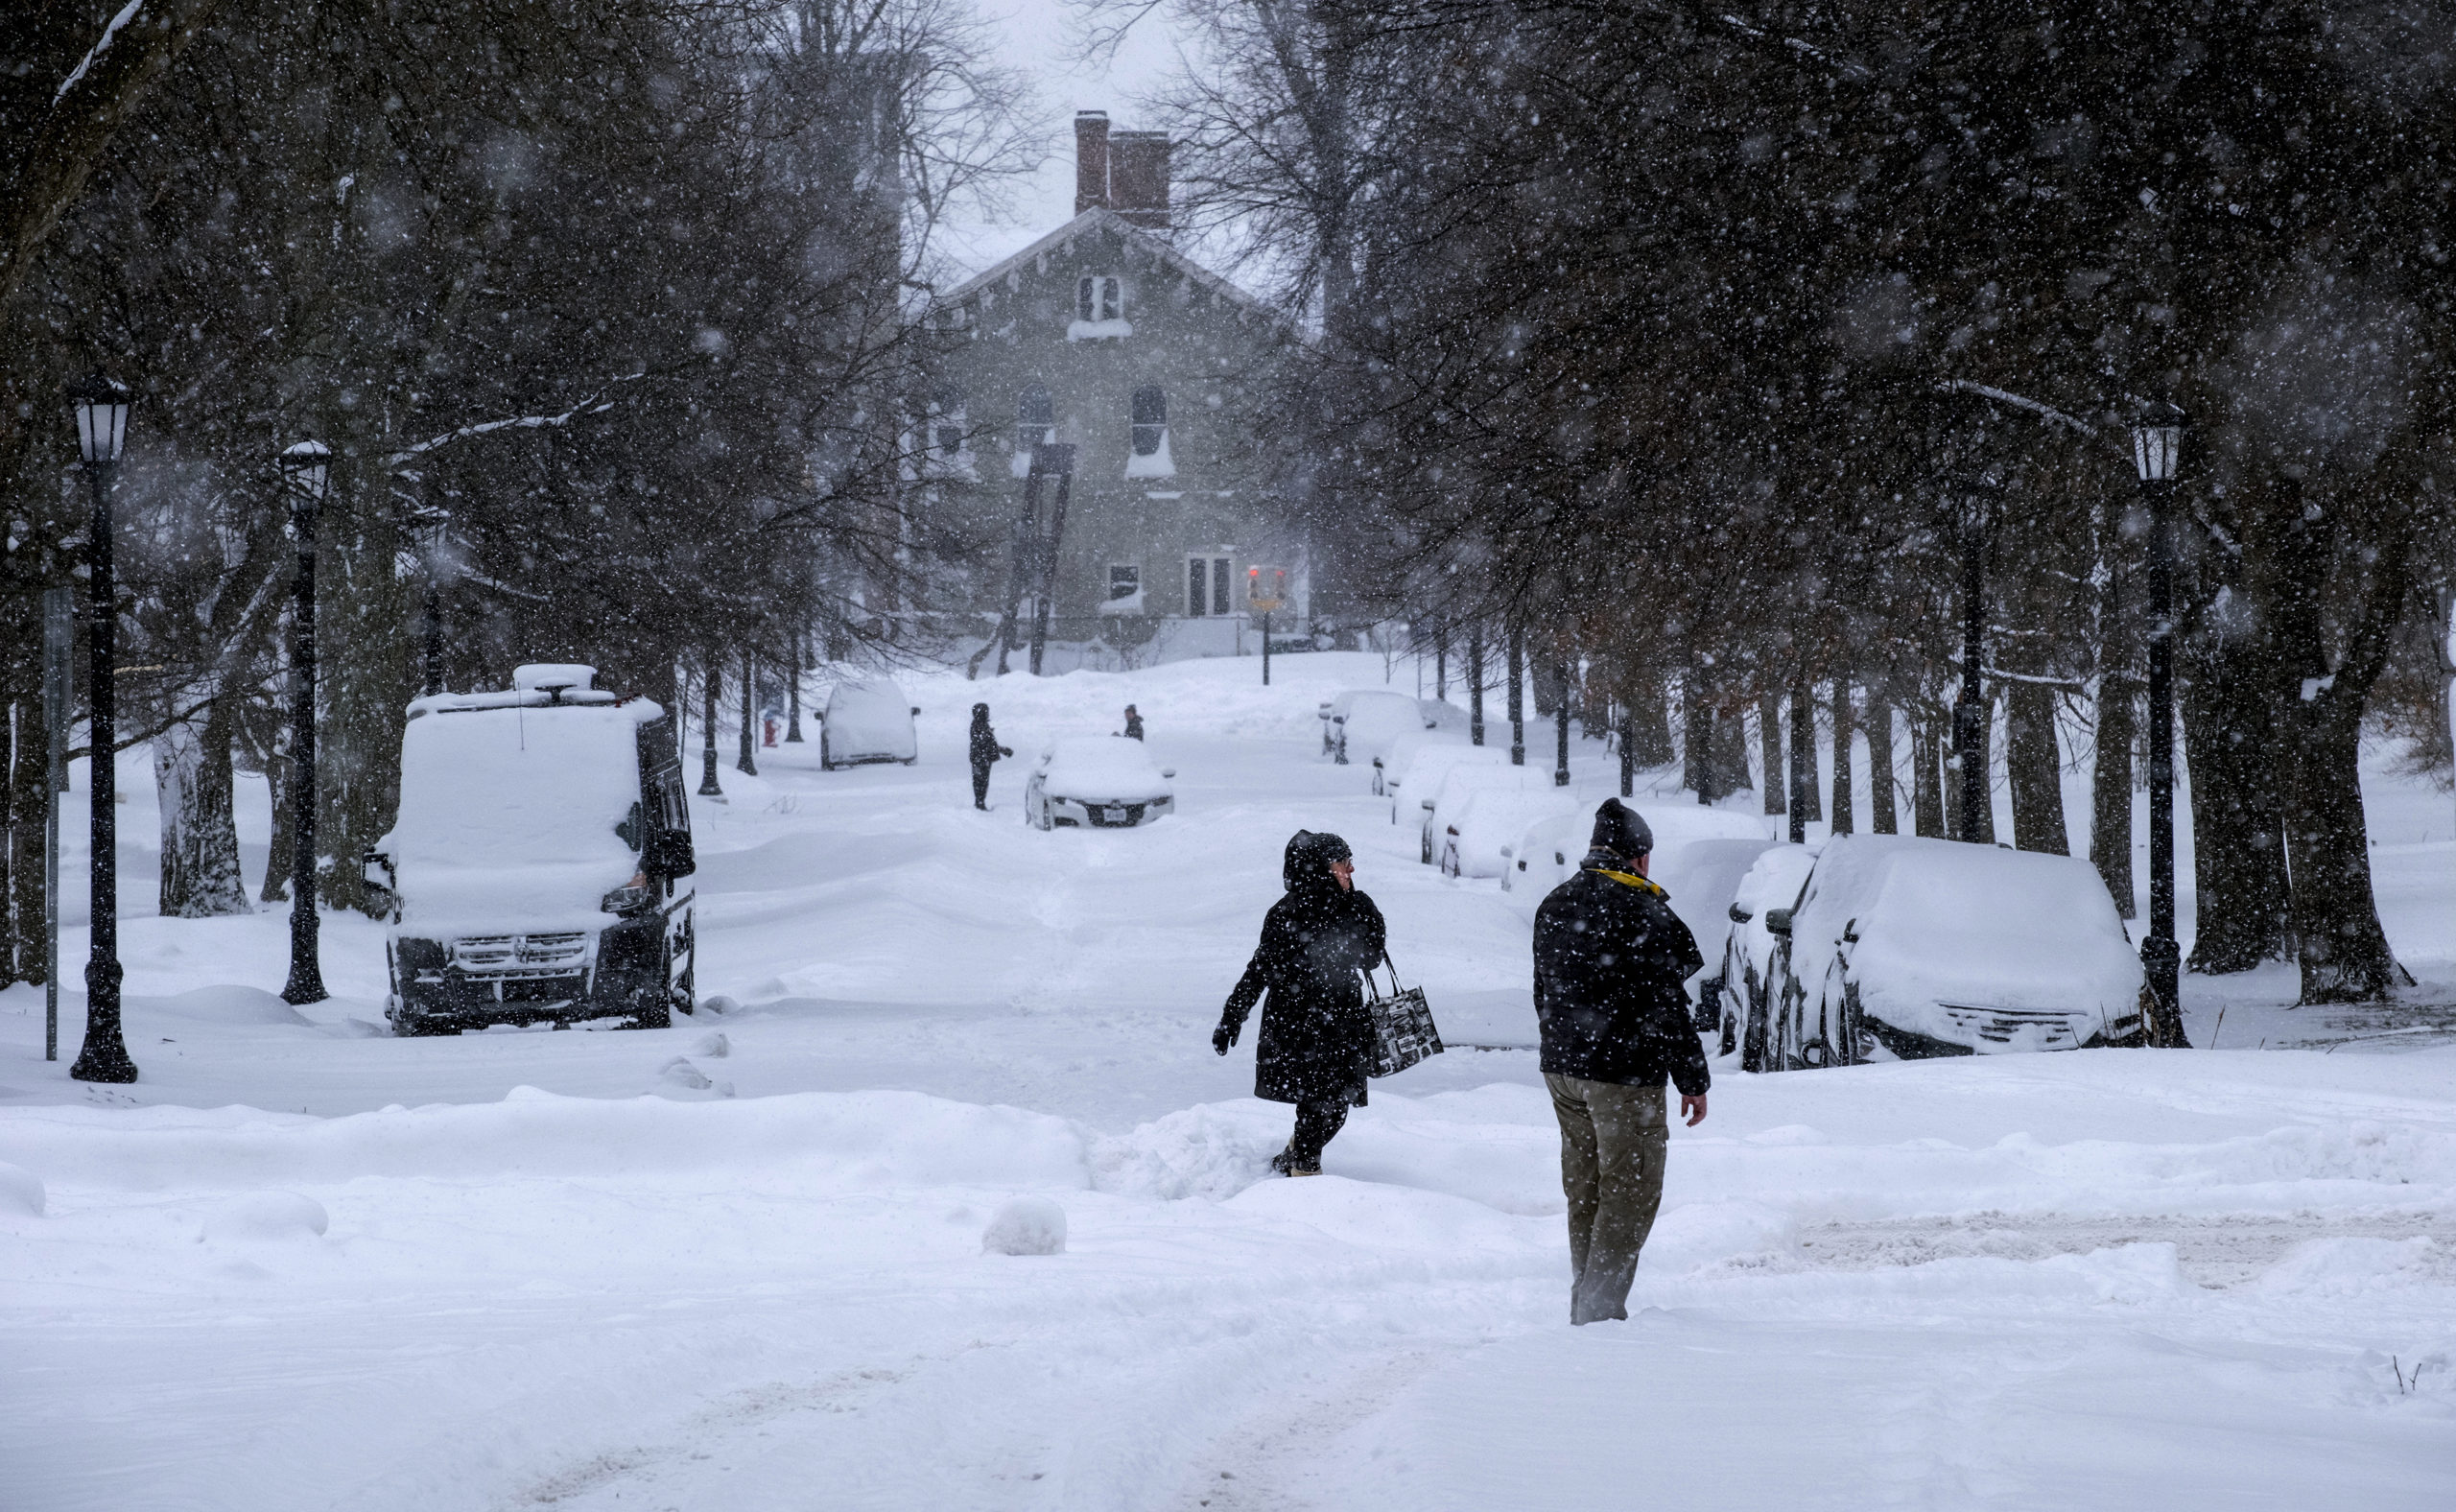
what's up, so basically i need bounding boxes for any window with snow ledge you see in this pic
[1069,275,1130,340]
[1125,385,1173,478]
[927,383,974,479]
[1011,385,1052,477]
[1104,563,1145,615]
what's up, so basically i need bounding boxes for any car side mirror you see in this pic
[1764,908,1793,935]
[362,850,393,893]
[1729,903,1753,924]
[1161,768,1176,778]
[1499,844,1514,858]
[1842,917,1859,944]
[910,706,922,716]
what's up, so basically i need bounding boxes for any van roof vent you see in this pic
[512,663,597,692]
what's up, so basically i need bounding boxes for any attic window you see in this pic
[1078,275,1122,322]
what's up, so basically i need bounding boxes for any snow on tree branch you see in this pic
[53,0,147,104]
[384,374,645,466]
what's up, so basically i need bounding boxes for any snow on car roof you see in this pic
[392,701,645,896]
[1041,736,1170,798]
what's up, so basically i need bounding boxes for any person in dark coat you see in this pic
[1122,704,1144,741]
[967,703,1012,810]
[1532,797,1711,1324]
[1216,830,1387,1175]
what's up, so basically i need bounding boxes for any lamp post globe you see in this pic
[66,374,137,1083]
[277,438,331,1005]
[2130,402,2188,1048]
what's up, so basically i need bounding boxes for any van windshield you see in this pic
[395,705,641,873]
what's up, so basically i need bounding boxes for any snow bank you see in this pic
[981,1195,1068,1255]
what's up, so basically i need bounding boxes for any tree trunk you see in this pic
[260,751,293,903]
[154,694,250,918]
[737,648,759,776]
[317,489,415,916]
[1757,688,1785,816]
[1682,670,1711,798]
[1711,697,1748,801]
[1506,623,1524,765]
[2090,676,2137,917]
[1829,672,1855,835]
[1912,712,1946,838]
[1944,695,1996,842]
[2181,624,2288,973]
[1787,675,1819,832]
[1865,692,1898,834]
[2005,679,2069,855]
[1625,673,1673,767]
[2,698,21,986]
[2273,510,2404,1003]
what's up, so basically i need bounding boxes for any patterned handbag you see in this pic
[1365,951,1444,1077]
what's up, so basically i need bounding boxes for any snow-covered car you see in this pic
[1419,763,1554,864]
[1373,726,1471,798]
[1322,689,1458,769]
[1025,737,1177,830]
[1388,742,1511,825]
[818,678,919,768]
[367,665,697,1035]
[1503,803,1772,918]
[1761,835,2149,1069]
[1712,842,1820,1070]
[1500,810,1586,894]
[1439,788,1579,878]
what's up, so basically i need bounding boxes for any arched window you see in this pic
[1130,386,1166,456]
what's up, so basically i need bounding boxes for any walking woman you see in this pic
[1214,831,1387,1175]
[968,703,1011,810]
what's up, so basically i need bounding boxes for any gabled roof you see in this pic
[934,207,1282,323]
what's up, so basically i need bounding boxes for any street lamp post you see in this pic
[277,440,331,1005]
[415,507,449,696]
[2132,404,2188,1047]
[67,374,137,1082]
[1951,475,2000,844]
[1553,660,1571,787]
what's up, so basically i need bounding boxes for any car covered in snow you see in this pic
[1388,742,1511,826]
[1025,737,1176,829]
[1755,835,2148,1069]
[1438,786,1577,878]
[1418,763,1555,864]
[818,677,919,768]
[1708,841,1821,1069]
[1372,726,1472,798]
[367,664,697,1035]
[1320,689,1464,768]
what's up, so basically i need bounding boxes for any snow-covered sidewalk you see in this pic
[4,652,2452,1509]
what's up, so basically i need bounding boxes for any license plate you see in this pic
[1100,807,1125,823]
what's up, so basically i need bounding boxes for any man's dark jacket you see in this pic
[1221,874,1386,1107]
[968,716,1006,768]
[1532,851,1710,1096]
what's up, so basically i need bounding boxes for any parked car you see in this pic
[1419,764,1555,864]
[1374,726,1471,797]
[1440,787,1577,878]
[819,678,919,768]
[368,664,697,1035]
[1752,835,2148,1070]
[1025,737,1176,829]
[1709,842,1820,1069]
[1388,742,1511,825]
[1321,689,1462,768]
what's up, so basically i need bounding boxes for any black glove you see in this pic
[1213,1021,1237,1055]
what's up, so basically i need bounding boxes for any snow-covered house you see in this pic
[922,112,1306,660]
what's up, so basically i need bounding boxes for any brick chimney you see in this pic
[1074,111,1110,216]
[1108,130,1171,230]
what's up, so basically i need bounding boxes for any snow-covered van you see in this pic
[367,664,697,1035]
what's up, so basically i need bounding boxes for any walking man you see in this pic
[968,703,1012,810]
[1122,704,1145,741]
[1532,798,1709,1324]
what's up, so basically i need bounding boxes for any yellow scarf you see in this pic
[1593,867,1667,900]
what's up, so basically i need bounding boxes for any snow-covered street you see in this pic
[6,652,2454,1510]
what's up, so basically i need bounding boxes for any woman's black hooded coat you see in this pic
[1220,833,1387,1107]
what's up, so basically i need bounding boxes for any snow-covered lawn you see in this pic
[5,651,2452,1509]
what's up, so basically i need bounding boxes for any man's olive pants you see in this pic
[1545,1073,1669,1325]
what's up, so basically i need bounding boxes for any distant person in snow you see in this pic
[968,703,1012,810]
[1122,704,1144,741]
[1215,831,1387,1176]
[1533,798,1710,1324]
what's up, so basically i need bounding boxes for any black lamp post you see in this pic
[1951,475,2001,844]
[2132,403,2187,1045]
[277,439,330,1006]
[415,507,450,696]
[1553,659,1571,787]
[67,374,137,1083]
